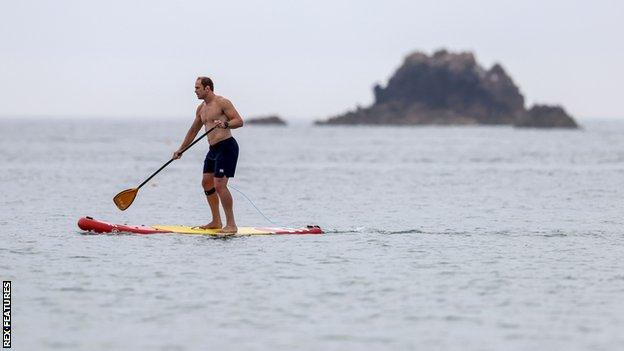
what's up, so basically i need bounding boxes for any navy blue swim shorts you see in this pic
[203,137,239,178]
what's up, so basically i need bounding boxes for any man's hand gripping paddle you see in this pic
[113,126,216,210]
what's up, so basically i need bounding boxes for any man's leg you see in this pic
[200,172,222,229]
[214,176,237,233]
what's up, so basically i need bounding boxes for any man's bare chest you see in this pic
[200,104,225,123]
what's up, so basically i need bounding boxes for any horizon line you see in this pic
[0,114,622,122]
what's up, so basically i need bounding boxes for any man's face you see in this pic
[195,79,209,99]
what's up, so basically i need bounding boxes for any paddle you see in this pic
[113,126,217,210]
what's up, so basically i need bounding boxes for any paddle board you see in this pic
[77,217,323,236]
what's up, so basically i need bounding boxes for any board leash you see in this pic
[229,184,282,226]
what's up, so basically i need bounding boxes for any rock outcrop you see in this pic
[515,104,578,128]
[246,115,287,126]
[316,50,578,128]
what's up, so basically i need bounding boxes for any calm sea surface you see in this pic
[1,117,623,350]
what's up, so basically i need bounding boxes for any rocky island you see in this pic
[245,115,287,126]
[316,50,578,128]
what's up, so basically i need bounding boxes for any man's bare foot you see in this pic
[219,226,238,234]
[196,220,222,230]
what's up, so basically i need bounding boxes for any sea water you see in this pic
[1,117,623,350]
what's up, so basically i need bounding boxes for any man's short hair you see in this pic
[197,76,214,91]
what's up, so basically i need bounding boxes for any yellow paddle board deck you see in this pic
[151,225,323,236]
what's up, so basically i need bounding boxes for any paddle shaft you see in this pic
[137,126,216,190]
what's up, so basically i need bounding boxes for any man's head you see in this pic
[195,76,214,99]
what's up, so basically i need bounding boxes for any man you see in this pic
[173,76,244,233]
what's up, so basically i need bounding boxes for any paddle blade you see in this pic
[113,188,138,211]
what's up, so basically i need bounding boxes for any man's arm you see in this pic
[219,98,244,129]
[173,105,204,159]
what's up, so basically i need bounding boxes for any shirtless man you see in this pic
[173,76,244,233]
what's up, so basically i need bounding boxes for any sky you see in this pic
[1,0,623,120]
